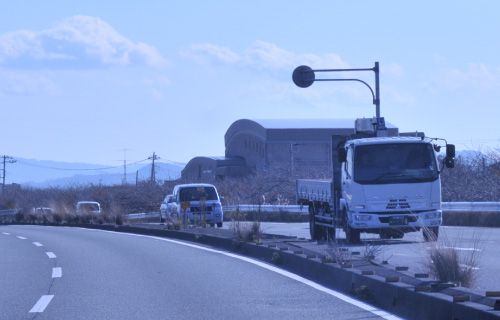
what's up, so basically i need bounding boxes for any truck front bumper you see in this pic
[349,210,442,230]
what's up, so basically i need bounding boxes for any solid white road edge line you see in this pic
[86,228,403,320]
[29,295,54,313]
[52,267,62,278]
[45,252,56,258]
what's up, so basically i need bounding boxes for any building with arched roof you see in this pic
[181,118,399,182]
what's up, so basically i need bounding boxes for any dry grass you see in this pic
[425,228,482,288]
[324,240,350,264]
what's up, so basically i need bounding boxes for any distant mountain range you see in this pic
[5,157,185,188]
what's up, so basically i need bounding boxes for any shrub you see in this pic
[15,211,24,222]
[425,229,482,288]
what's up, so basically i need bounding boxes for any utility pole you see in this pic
[1,155,16,192]
[118,149,131,185]
[148,152,160,182]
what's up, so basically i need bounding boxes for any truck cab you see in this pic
[339,137,449,243]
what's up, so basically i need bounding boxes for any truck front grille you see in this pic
[386,199,410,209]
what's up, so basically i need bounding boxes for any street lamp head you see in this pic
[292,65,315,88]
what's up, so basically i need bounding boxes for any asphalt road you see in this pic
[235,222,500,293]
[0,225,401,320]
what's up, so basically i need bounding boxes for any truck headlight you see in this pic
[354,205,366,210]
[424,212,441,219]
[354,214,373,221]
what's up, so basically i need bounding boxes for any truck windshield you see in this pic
[354,143,438,184]
[179,187,218,202]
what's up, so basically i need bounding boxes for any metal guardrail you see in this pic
[225,203,500,214]
[223,205,307,213]
[441,202,500,213]
[123,212,161,220]
[0,209,18,217]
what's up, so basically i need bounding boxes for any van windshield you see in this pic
[179,187,218,202]
[78,203,99,211]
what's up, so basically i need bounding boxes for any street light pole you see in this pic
[292,62,385,132]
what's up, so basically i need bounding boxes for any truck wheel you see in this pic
[346,226,360,244]
[423,227,439,242]
[391,229,404,239]
[380,229,391,240]
[327,227,336,241]
[309,205,326,240]
[217,222,223,228]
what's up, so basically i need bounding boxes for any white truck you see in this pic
[296,118,455,243]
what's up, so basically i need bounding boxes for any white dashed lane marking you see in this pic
[1,229,60,314]
[52,267,62,278]
[29,295,54,313]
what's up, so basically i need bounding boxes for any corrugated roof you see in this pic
[251,118,396,129]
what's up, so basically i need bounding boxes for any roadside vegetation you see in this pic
[1,149,500,226]
[424,227,483,288]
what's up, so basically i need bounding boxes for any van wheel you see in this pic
[217,222,223,228]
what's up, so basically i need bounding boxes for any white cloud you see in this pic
[382,63,404,77]
[181,41,349,70]
[0,71,61,95]
[427,63,500,92]
[0,15,166,69]
[180,43,240,64]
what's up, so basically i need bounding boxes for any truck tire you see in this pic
[327,227,336,241]
[346,226,361,244]
[423,227,439,242]
[309,204,326,240]
[391,229,404,239]
[380,229,391,240]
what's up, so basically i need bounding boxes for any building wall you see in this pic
[182,119,400,181]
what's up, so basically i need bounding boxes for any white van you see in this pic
[160,194,174,221]
[76,201,102,215]
[171,184,224,227]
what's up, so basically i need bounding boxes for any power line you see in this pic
[14,158,148,171]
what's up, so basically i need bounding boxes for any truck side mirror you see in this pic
[444,144,455,168]
[446,144,455,158]
[338,148,347,162]
[445,157,455,168]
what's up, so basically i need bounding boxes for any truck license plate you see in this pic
[389,216,408,225]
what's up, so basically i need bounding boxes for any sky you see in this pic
[1,1,500,167]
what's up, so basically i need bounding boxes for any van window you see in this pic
[179,186,217,202]
[77,202,100,212]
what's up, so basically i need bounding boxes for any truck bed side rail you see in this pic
[296,179,333,204]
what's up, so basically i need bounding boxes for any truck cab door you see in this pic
[342,146,354,205]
